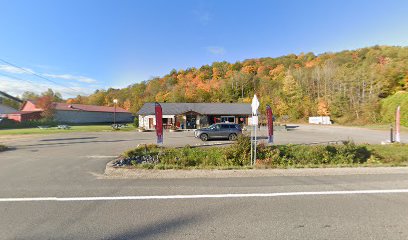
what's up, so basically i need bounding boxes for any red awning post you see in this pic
[155,103,163,144]
[266,105,273,144]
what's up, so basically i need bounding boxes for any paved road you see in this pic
[0,125,408,239]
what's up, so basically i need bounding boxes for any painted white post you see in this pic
[254,123,257,165]
[251,95,259,166]
[250,124,253,165]
[395,106,401,143]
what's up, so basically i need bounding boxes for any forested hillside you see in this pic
[67,45,408,124]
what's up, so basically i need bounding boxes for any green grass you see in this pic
[0,125,136,135]
[348,124,408,132]
[381,91,408,127]
[122,137,408,170]
[368,144,408,165]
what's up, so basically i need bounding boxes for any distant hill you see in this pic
[68,45,408,124]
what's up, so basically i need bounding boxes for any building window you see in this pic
[221,116,235,123]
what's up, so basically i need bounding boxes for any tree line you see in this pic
[9,45,408,125]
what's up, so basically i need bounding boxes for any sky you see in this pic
[1,0,408,98]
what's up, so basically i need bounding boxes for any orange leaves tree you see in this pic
[37,95,55,120]
[66,46,408,124]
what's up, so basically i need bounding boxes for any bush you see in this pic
[159,145,226,167]
[121,141,403,170]
[133,117,139,128]
[123,144,161,158]
[255,141,371,167]
[124,144,226,168]
[224,135,251,166]
[0,145,8,152]
[0,118,58,129]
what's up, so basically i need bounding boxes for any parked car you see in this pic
[194,123,242,141]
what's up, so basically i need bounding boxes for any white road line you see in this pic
[1,189,408,202]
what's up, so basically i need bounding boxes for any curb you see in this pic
[104,160,408,179]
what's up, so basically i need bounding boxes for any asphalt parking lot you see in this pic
[1,124,406,148]
[1,124,408,239]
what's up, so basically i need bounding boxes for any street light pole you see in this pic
[113,99,118,126]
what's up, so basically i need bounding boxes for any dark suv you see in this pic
[194,123,242,141]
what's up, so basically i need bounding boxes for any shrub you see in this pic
[0,145,8,152]
[133,117,139,128]
[0,118,58,129]
[159,145,225,167]
[256,141,371,167]
[125,144,226,168]
[122,141,379,169]
[123,144,161,158]
[224,135,251,166]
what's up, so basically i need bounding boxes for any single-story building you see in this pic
[6,111,43,122]
[0,104,18,117]
[137,102,253,130]
[5,100,134,124]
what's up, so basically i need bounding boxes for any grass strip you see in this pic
[122,137,408,170]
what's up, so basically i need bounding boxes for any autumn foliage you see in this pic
[37,95,55,119]
[66,45,408,124]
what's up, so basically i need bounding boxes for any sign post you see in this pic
[251,95,259,166]
[395,105,401,143]
[266,105,273,144]
[155,102,163,145]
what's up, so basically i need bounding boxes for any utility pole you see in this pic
[113,99,118,127]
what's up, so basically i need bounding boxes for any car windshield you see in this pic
[208,124,216,129]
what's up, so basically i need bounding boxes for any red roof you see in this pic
[53,103,130,113]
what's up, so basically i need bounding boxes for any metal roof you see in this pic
[54,102,130,113]
[137,103,252,115]
[0,91,23,103]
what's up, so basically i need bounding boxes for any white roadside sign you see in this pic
[251,94,259,116]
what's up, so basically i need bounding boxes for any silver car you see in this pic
[194,123,242,141]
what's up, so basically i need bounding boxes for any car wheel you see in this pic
[228,133,237,141]
[200,133,209,141]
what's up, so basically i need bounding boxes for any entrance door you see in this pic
[149,118,153,129]
[186,112,197,129]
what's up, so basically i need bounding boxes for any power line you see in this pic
[0,71,86,96]
[0,72,38,86]
[0,58,86,95]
